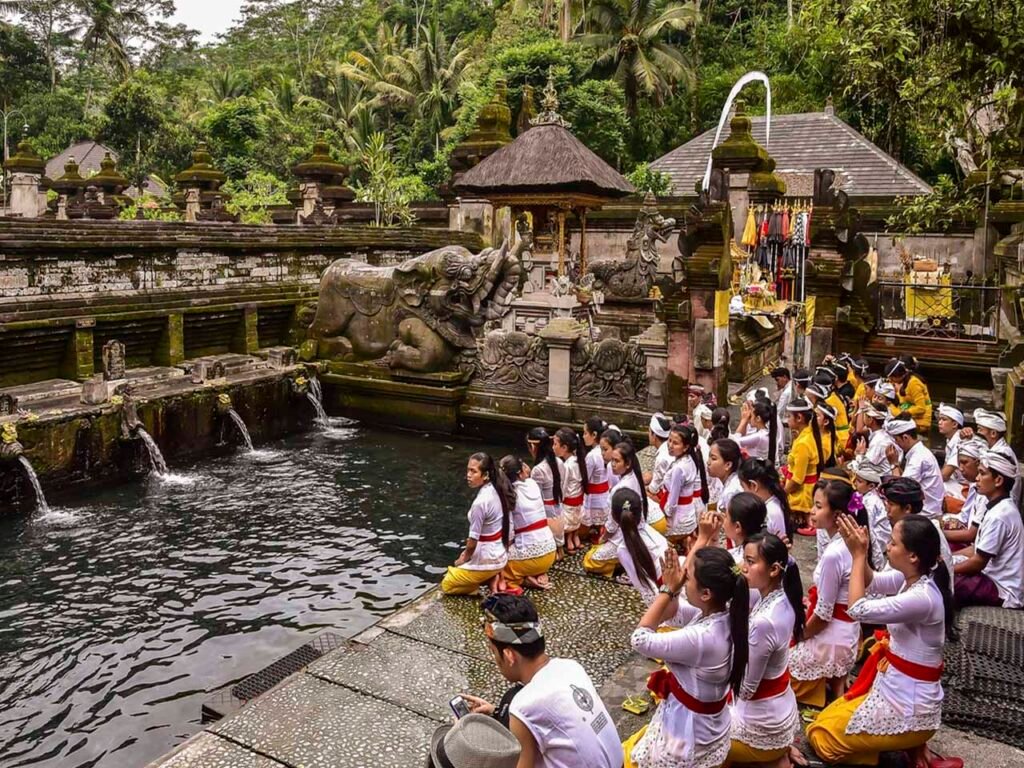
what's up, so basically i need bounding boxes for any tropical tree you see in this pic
[578,0,697,119]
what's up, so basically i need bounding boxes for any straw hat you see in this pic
[430,714,521,768]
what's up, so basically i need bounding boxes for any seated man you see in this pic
[953,448,1024,609]
[461,595,623,768]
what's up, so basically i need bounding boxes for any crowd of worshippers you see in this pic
[433,353,1021,768]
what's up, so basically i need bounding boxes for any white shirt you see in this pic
[463,483,508,571]
[617,525,669,605]
[975,496,1024,608]
[866,427,900,467]
[943,431,964,484]
[648,441,673,494]
[612,470,665,529]
[562,455,583,506]
[732,589,800,751]
[777,382,794,453]
[509,658,623,768]
[630,611,733,768]
[790,533,861,681]
[901,441,945,519]
[717,473,743,515]
[583,446,610,526]
[664,454,702,536]
[531,457,566,519]
[846,572,946,735]
[731,428,771,460]
[509,479,557,561]
[764,495,787,539]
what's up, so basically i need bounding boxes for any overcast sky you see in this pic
[170,0,246,42]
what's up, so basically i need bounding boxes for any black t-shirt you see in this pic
[493,683,524,729]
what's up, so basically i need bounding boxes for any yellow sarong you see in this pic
[583,546,618,577]
[440,565,501,595]
[501,552,556,589]
[807,694,935,765]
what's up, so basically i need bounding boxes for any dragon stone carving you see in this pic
[309,239,524,372]
[570,337,648,405]
[587,192,675,299]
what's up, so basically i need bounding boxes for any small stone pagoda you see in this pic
[48,157,87,219]
[455,70,634,283]
[3,139,48,218]
[173,143,235,221]
[445,80,514,198]
[289,138,355,225]
[89,153,131,208]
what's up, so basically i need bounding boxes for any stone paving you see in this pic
[149,542,1024,768]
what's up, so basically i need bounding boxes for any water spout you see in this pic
[136,427,168,475]
[306,377,329,426]
[18,456,50,515]
[226,408,254,451]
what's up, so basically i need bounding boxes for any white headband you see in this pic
[875,382,897,400]
[693,404,712,421]
[884,419,917,436]
[974,408,1007,433]
[860,404,888,421]
[853,461,886,484]
[806,383,829,401]
[787,400,813,413]
[957,438,987,460]
[981,448,1019,479]
[937,403,964,426]
[649,413,671,438]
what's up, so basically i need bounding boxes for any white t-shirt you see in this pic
[976,497,1024,609]
[902,441,945,519]
[509,657,623,768]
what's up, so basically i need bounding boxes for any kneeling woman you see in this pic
[809,515,959,768]
[663,424,709,548]
[609,487,668,607]
[624,546,750,768]
[441,453,512,596]
[585,441,667,577]
[498,455,557,593]
[730,532,805,766]
[789,478,866,706]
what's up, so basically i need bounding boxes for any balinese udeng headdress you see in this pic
[981,448,1019,479]
[937,403,964,427]
[481,599,544,645]
[884,417,917,437]
[974,408,1007,433]
[874,381,898,402]
[649,413,671,439]
[957,438,987,460]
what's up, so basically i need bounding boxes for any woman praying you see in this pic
[662,424,709,547]
[496,455,557,593]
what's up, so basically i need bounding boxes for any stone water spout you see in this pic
[114,391,143,441]
[1,423,25,463]
[217,393,255,451]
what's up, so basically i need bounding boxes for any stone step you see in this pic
[0,378,81,405]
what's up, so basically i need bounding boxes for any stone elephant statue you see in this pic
[309,240,523,372]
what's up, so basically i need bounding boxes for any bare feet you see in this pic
[788,745,808,767]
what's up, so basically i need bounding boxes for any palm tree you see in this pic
[578,0,698,119]
[206,68,250,103]
[74,0,147,78]
[339,24,410,128]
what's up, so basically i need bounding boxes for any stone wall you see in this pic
[0,219,483,387]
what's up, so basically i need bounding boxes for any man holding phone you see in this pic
[456,595,623,768]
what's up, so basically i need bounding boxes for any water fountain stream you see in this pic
[18,456,50,515]
[226,408,255,451]
[136,427,169,475]
[307,377,329,426]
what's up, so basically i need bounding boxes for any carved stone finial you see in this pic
[530,67,571,129]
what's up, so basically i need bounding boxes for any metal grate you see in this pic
[202,632,345,723]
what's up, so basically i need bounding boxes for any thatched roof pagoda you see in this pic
[455,70,634,275]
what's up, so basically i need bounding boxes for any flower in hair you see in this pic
[731,563,743,577]
[847,492,865,515]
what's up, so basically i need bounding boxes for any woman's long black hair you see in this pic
[752,400,778,465]
[611,487,658,590]
[692,547,750,694]
[817,405,839,468]
[815,477,869,531]
[745,531,805,643]
[475,452,514,547]
[710,407,731,442]
[614,441,649,520]
[527,426,562,504]
[727,491,767,542]
[738,457,795,539]
[672,424,709,504]
[897,516,958,641]
[885,355,927,399]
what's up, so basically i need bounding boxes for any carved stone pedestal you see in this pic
[539,317,585,402]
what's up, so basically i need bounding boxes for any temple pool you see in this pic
[0,424,508,767]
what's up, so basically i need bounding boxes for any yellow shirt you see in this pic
[786,426,820,512]
[852,382,867,405]
[898,375,932,432]
[827,391,850,435]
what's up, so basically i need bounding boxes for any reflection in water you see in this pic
[0,426,507,768]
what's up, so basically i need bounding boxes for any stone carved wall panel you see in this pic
[570,337,648,406]
[473,329,549,396]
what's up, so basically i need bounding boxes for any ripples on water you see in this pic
[0,425,508,767]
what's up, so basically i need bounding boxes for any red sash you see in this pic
[781,466,819,485]
[677,493,695,505]
[478,530,503,542]
[587,481,610,494]
[805,585,853,623]
[656,488,669,509]
[515,519,549,535]
[844,631,943,700]
[647,668,728,715]
[543,499,557,507]
[752,669,792,700]
[563,493,585,506]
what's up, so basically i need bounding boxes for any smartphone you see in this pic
[449,695,472,719]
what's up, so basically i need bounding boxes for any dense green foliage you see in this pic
[2,0,1023,208]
